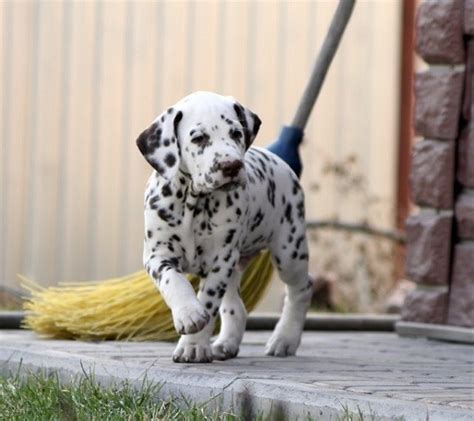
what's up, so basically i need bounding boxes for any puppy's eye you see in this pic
[229,128,243,143]
[191,135,205,144]
[191,133,210,146]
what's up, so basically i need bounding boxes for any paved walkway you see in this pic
[0,330,473,420]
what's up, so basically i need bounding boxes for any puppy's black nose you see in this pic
[219,160,243,178]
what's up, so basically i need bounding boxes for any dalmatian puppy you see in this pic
[137,91,313,363]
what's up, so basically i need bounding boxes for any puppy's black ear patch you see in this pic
[233,102,261,149]
[251,112,261,138]
[136,110,182,179]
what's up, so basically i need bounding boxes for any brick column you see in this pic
[401,0,474,330]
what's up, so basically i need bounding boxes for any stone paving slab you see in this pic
[0,330,473,420]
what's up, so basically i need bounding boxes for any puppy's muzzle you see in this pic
[219,160,243,178]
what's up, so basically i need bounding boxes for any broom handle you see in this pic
[291,0,356,130]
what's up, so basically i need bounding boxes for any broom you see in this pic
[22,0,355,341]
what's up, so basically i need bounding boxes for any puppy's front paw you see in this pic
[211,338,240,360]
[172,301,210,335]
[265,331,300,357]
[172,340,213,363]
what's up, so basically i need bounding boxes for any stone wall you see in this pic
[402,0,474,328]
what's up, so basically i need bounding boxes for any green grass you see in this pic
[0,371,240,421]
[0,371,399,421]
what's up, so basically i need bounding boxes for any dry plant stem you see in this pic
[306,220,406,244]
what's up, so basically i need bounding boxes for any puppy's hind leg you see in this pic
[266,235,313,357]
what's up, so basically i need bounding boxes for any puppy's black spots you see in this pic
[171,234,181,242]
[230,309,235,315]
[292,179,299,195]
[157,257,179,274]
[284,204,293,224]
[167,107,174,114]
[163,139,170,147]
[158,208,172,222]
[177,190,183,199]
[205,302,213,310]
[196,246,204,256]
[227,195,234,208]
[164,153,176,168]
[236,207,242,216]
[291,226,296,234]
[250,209,264,232]
[299,253,309,260]
[267,179,276,207]
[207,288,216,297]
[225,229,236,245]
[295,236,305,250]
[162,184,172,197]
[223,250,233,262]
[147,230,153,239]
[291,251,298,259]
[226,268,233,278]
[297,201,305,219]
[288,235,293,243]
[216,282,227,298]
[212,307,219,317]
[211,266,221,273]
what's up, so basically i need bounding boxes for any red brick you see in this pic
[416,0,464,64]
[463,41,474,121]
[457,124,474,188]
[455,192,474,239]
[401,287,448,324]
[405,213,452,285]
[465,0,474,34]
[447,243,474,327]
[414,69,464,140]
[410,140,454,209]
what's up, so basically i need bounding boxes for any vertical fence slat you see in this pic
[24,2,65,285]
[303,1,339,221]
[55,0,73,280]
[61,1,96,281]
[366,0,402,226]
[187,2,219,93]
[251,2,279,146]
[3,3,35,289]
[220,1,249,101]
[92,1,127,278]
[0,1,11,285]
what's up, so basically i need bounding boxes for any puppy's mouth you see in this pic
[219,180,242,191]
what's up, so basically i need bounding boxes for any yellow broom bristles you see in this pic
[21,251,273,341]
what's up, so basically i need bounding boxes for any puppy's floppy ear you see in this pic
[233,102,262,149]
[136,108,183,180]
